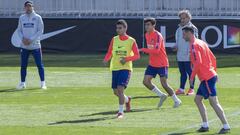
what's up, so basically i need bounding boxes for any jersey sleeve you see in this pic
[125,41,140,62]
[17,17,23,40]
[190,46,202,81]
[103,38,113,62]
[209,49,217,71]
[29,16,44,41]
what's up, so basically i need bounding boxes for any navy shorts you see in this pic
[144,65,168,78]
[197,76,218,99]
[112,70,131,89]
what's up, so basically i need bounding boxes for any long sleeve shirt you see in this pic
[17,11,44,50]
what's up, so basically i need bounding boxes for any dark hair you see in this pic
[24,1,33,6]
[116,19,128,28]
[144,17,156,25]
[182,26,194,34]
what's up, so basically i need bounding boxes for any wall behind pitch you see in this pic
[0,18,239,53]
[0,19,143,53]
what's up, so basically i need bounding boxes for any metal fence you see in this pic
[0,0,240,18]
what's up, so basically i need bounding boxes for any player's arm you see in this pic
[125,41,140,62]
[140,34,162,54]
[173,29,178,51]
[17,17,23,40]
[209,49,217,71]
[190,46,202,81]
[103,38,113,62]
[17,17,29,46]
[29,16,44,42]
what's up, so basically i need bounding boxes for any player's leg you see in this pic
[120,70,131,112]
[32,48,46,89]
[17,48,30,90]
[160,76,181,108]
[115,70,131,118]
[176,62,187,95]
[113,89,119,97]
[209,96,230,134]
[159,67,181,108]
[195,95,209,132]
[116,85,125,118]
[185,62,195,95]
[206,76,230,134]
[112,71,123,117]
[143,75,155,90]
[113,88,130,110]
[143,66,167,108]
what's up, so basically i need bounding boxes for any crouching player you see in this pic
[140,18,182,108]
[182,26,230,134]
[103,20,140,118]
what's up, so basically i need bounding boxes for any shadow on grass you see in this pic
[167,132,194,135]
[49,108,155,125]
[79,108,155,117]
[48,116,116,125]
[0,88,40,93]
[167,131,218,135]
[132,96,159,99]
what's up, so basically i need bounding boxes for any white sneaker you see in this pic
[16,83,26,90]
[173,100,182,108]
[41,85,47,90]
[158,94,168,108]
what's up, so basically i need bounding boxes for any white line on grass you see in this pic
[161,110,240,135]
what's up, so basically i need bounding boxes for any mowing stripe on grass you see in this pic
[161,110,240,135]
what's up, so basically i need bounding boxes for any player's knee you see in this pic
[117,90,124,96]
[209,99,218,107]
[161,81,168,89]
[194,97,201,104]
[113,90,118,96]
[143,79,150,86]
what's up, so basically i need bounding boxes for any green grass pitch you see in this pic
[0,54,239,135]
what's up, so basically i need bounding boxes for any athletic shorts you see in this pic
[144,65,168,78]
[197,76,218,99]
[112,70,131,89]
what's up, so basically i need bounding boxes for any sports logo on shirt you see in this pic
[23,23,34,28]
[116,46,127,56]
[151,39,155,44]
[147,44,154,49]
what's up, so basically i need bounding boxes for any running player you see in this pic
[103,19,140,118]
[140,17,182,108]
[16,1,46,90]
[182,26,230,134]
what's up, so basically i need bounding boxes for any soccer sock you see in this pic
[119,105,124,113]
[20,82,25,85]
[41,81,46,86]
[202,122,209,128]
[171,94,180,102]
[179,88,184,91]
[124,95,129,103]
[223,124,230,129]
[152,86,164,97]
